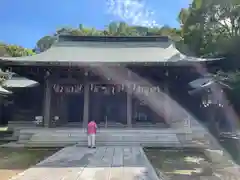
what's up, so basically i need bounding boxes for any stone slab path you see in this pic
[9,146,160,180]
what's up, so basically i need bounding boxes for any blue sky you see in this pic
[0,0,189,48]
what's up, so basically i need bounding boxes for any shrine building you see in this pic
[0,35,221,129]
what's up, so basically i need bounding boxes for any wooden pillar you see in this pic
[43,78,52,127]
[127,91,132,127]
[83,74,89,128]
[0,97,2,125]
[163,81,170,124]
[127,71,132,128]
[163,85,169,123]
[59,94,68,125]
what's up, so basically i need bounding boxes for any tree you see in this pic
[179,0,240,58]
[0,43,10,57]
[0,43,35,57]
[36,36,57,53]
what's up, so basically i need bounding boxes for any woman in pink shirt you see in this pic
[87,121,97,148]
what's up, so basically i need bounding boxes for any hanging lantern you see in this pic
[202,93,212,107]
[201,90,224,107]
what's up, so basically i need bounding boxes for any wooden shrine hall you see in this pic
[0,35,220,128]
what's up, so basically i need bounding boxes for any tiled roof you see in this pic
[0,35,221,66]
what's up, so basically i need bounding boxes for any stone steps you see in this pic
[16,128,207,148]
[28,132,179,141]
[24,134,181,148]
[24,141,181,148]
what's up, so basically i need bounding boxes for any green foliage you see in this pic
[0,43,35,57]
[5,45,35,57]
[217,71,240,89]
[0,43,10,57]
[178,0,240,107]
[179,0,240,57]
[36,36,57,53]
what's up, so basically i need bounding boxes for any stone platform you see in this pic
[14,127,207,148]
[9,146,160,180]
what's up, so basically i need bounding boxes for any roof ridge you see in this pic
[58,35,170,43]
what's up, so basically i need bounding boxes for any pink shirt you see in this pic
[87,121,97,134]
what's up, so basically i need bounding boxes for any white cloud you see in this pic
[106,0,161,27]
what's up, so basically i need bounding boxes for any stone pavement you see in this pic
[9,146,160,180]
